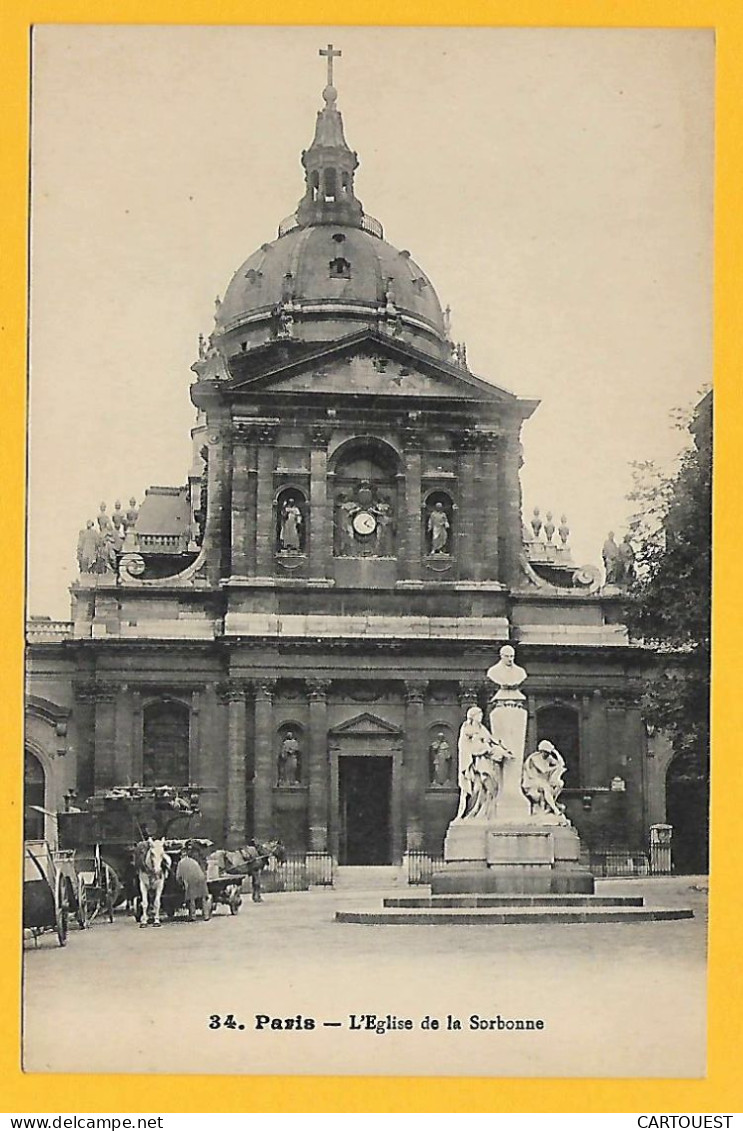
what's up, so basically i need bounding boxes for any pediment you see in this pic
[228,332,528,408]
[328,712,402,738]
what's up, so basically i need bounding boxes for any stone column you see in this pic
[203,421,232,587]
[309,426,331,581]
[73,680,97,797]
[454,430,478,581]
[252,679,276,842]
[255,423,278,577]
[497,430,525,589]
[131,690,144,783]
[230,424,252,577]
[307,678,331,851]
[221,681,247,848]
[93,683,117,790]
[478,433,501,581]
[401,427,423,581]
[404,681,428,851]
[588,689,609,786]
[113,684,133,785]
[189,689,201,784]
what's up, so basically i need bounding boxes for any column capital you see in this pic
[401,426,424,450]
[306,678,332,702]
[218,680,247,704]
[73,679,98,704]
[251,678,277,702]
[94,682,118,704]
[404,680,428,705]
[452,428,486,452]
[310,424,332,448]
[458,681,480,708]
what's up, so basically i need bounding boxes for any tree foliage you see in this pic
[623,394,712,782]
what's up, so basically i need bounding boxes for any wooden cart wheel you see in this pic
[55,875,68,947]
[76,875,89,929]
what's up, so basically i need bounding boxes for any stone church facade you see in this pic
[26,57,675,864]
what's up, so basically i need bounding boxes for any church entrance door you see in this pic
[338,756,392,865]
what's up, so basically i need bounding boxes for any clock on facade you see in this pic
[352,510,377,536]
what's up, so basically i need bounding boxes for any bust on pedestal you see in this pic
[436,645,594,895]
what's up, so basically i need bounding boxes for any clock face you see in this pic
[352,510,377,536]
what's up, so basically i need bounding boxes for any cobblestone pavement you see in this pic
[23,876,707,1079]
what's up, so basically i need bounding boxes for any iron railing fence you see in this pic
[253,852,335,893]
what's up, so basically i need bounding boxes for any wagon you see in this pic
[23,840,69,947]
[133,839,216,923]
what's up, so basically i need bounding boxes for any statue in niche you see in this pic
[455,707,511,822]
[278,731,301,785]
[77,520,101,573]
[521,740,569,824]
[429,731,452,787]
[427,501,451,555]
[602,531,622,585]
[279,498,303,553]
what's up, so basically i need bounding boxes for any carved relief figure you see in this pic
[371,495,394,556]
[278,731,301,785]
[429,730,452,786]
[279,497,303,552]
[427,501,450,554]
[521,740,569,823]
[335,494,360,555]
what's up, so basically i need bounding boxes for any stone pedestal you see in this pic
[433,819,594,895]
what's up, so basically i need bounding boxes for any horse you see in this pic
[134,836,171,927]
[211,839,285,903]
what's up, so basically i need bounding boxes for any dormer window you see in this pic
[329,256,351,279]
[332,232,346,243]
[245,269,263,284]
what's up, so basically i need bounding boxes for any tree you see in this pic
[623,392,712,793]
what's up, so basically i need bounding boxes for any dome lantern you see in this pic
[296,45,364,229]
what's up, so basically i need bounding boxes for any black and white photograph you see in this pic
[24,26,712,1078]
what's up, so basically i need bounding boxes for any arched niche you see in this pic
[330,437,399,559]
[275,486,307,556]
[24,750,46,840]
[276,722,304,787]
[427,723,455,788]
[142,698,190,787]
[424,489,455,558]
[536,703,580,790]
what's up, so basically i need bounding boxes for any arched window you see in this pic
[143,699,190,787]
[332,440,398,559]
[536,704,580,790]
[276,488,307,554]
[323,167,337,202]
[424,491,455,557]
[277,723,304,786]
[24,751,45,840]
[310,170,319,202]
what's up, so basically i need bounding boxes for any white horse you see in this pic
[135,837,171,927]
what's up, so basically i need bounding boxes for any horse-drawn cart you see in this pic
[23,840,69,947]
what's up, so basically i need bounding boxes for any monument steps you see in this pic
[335,902,694,926]
[383,894,644,908]
[334,865,404,891]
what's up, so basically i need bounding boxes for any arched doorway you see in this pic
[142,699,190,786]
[24,750,46,840]
[666,755,709,874]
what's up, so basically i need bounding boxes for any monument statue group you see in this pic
[437,644,594,895]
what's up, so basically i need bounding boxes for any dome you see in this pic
[215,222,448,359]
[210,65,450,363]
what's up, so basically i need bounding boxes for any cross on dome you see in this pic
[319,43,342,88]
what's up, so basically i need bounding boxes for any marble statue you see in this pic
[279,499,303,552]
[427,501,450,554]
[456,707,511,822]
[126,497,139,530]
[77,520,100,573]
[618,534,636,584]
[278,731,301,785]
[486,644,530,820]
[521,740,569,823]
[429,731,452,786]
[97,502,112,534]
[602,531,621,585]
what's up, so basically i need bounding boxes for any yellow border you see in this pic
[2,2,741,1115]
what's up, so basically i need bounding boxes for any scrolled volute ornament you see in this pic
[119,552,146,583]
[572,565,601,593]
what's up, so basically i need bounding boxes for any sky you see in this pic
[27,26,714,618]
